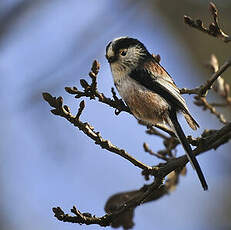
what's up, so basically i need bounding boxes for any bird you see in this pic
[105,37,208,190]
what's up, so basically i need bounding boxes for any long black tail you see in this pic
[169,110,208,191]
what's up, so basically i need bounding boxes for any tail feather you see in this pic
[168,110,208,191]
[183,111,199,130]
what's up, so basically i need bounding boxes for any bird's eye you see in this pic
[120,50,127,56]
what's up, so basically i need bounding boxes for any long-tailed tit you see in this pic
[106,37,208,190]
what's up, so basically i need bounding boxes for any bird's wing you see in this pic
[129,60,199,129]
[129,60,188,111]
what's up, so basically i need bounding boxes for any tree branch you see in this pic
[52,177,163,228]
[42,93,152,172]
[180,56,231,97]
[184,2,231,43]
[180,55,231,124]
[51,122,231,228]
[194,96,227,124]
[199,57,231,97]
[43,86,231,227]
[65,60,130,116]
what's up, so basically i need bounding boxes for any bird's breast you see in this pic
[115,77,169,125]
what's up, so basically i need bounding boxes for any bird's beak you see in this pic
[105,55,117,63]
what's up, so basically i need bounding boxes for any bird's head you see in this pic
[105,37,151,71]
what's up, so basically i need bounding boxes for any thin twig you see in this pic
[158,122,231,177]
[180,87,201,95]
[199,57,231,97]
[184,2,231,43]
[206,54,231,104]
[194,96,227,124]
[145,126,170,139]
[179,56,231,124]
[143,142,169,161]
[180,56,231,97]
[65,60,130,115]
[42,92,152,172]
[53,177,163,227]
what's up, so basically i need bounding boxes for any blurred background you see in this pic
[1,0,231,229]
